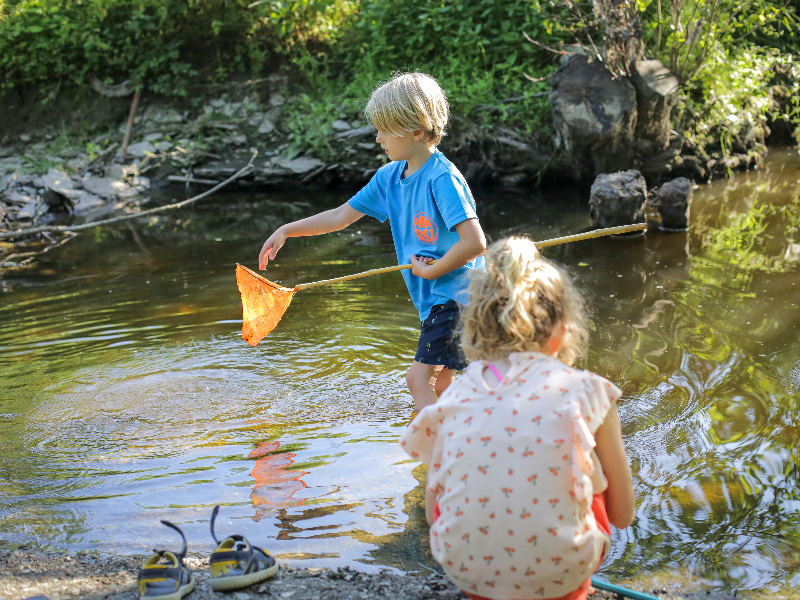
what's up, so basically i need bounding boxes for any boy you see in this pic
[258,72,486,410]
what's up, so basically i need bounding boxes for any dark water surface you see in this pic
[1,150,799,598]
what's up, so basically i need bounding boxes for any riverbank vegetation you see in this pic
[1,0,799,163]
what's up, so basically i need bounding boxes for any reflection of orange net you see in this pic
[236,264,297,346]
[248,441,308,517]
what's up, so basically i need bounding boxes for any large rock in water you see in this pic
[650,177,692,231]
[550,55,637,181]
[589,170,647,228]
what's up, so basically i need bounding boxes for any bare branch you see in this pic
[523,31,567,55]
[1,232,77,267]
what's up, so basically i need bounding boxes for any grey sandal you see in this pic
[137,520,195,600]
[208,505,278,591]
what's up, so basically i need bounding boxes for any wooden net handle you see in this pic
[295,223,647,290]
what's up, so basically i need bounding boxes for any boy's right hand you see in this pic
[259,228,286,269]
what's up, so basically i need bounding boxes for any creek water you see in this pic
[1,149,799,598]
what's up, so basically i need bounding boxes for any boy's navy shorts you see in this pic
[414,300,468,371]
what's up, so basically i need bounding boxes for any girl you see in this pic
[400,236,635,600]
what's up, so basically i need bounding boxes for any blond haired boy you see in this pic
[259,72,486,410]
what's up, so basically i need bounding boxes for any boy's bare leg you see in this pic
[407,361,443,411]
[435,368,456,396]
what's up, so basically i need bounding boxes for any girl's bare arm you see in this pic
[259,203,365,269]
[594,401,635,529]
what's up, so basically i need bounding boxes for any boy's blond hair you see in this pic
[459,237,589,366]
[365,72,449,145]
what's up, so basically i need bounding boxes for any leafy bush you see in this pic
[0,0,356,96]
[338,0,557,126]
[678,46,782,155]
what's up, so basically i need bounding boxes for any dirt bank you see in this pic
[0,549,735,600]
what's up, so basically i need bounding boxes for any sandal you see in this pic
[137,520,195,600]
[208,505,279,591]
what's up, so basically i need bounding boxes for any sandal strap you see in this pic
[138,566,186,583]
[211,537,272,574]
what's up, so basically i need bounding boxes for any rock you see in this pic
[130,176,150,190]
[58,147,81,159]
[81,176,131,199]
[334,125,375,140]
[220,102,242,117]
[269,93,285,107]
[651,177,692,231]
[589,169,647,228]
[332,120,352,131]
[630,59,680,152]
[0,146,14,158]
[275,156,325,175]
[230,134,247,146]
[257,117,276,135]
[105,163,136,179]
[91,77,132,98]
[43,168,75,194]
[17,201,40,219]
[117,187,140,200]
[144,133,163,142]
[72,192,106,212]
[4,188,37,205]
[549,54,637,180]
[19,134,32,143]
[153,141,173,152]
[0,157,24,173]
[671,154,706,181]
[145,108,184,124]
[126,141,156,157]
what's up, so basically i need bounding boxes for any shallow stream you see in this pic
[1,150,799,597]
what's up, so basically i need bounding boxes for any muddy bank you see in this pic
[0,549,733,600]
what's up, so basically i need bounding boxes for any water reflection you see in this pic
[249,440,308,516]
[0,154,799,595]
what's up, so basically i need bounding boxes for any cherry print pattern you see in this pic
[400,352,621,599]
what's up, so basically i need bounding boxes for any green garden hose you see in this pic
[591,578,661,600]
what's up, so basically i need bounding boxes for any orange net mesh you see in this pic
[236,264,296,346]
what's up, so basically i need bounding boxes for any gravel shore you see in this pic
[0,549,735,600]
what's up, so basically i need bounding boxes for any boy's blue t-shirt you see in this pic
[348,149,484,321]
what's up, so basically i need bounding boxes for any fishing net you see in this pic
[236,264,296,346]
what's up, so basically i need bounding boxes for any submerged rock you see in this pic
[589,170,647,228]
[650,177,692,231]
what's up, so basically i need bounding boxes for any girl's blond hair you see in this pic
[365,72,449,144]
[459,236,589,366]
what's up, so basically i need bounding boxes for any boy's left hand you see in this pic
[411,255,437,279]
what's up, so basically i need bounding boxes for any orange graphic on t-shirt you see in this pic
[414,212,439,244]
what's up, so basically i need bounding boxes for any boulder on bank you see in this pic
[550,55,637,181]
[630,59,680,154]
[589,170,647,228]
